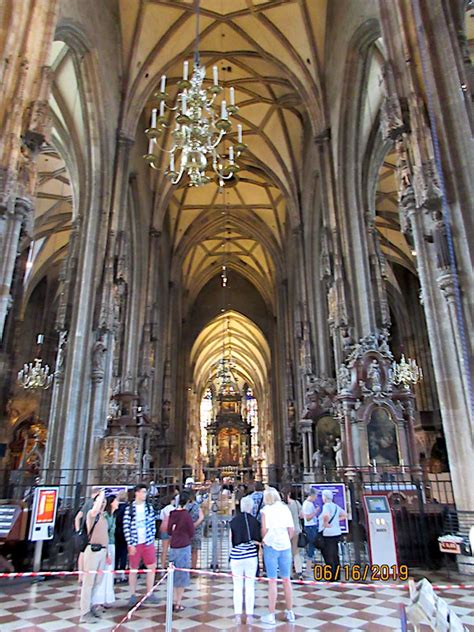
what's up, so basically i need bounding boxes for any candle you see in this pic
[213,65,218,85]
[182,92,187,114]
[237,124,242,143]
[160,74,166,93]
[148,138,154,155]
[151,108,157,128]
[159,100,165,117]
[229,145,234,162]
[372,458,377,473]
[230,86,235,106]
[221,99,227,119]
[183,60,189,81]
[169,152,175,172]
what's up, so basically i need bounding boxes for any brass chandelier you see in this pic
[392,354,423,389]
[17,334,53,390]
[143,0,245,187]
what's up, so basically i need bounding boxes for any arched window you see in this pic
[200,387,213,457]
[245,387,259,459]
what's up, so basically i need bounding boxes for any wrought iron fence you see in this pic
[0,466,461,574]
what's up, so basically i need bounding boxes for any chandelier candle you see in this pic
[143,58,245,186]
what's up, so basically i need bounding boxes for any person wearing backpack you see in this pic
[79,490,109,624]
[74,486,102,584]
[318,489,347,581]
[123,484,159,606]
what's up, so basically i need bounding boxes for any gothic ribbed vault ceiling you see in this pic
[120,0,328,308]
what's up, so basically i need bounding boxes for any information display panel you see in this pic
[29,487,59,541]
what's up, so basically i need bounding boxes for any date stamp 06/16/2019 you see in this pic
[313,564,409,582]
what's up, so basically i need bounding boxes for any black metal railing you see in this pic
[0,466,460,574]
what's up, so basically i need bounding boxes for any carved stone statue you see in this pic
[55,330,68,375]
[367,359,382,393]
[338,364,352,393]
[312,449,322,470]
[341,326,354,353]
[109,398,121,419]
[92,337,107,372]
[333,438,343,468]
[377,329,391,356]
[142,451,152,471]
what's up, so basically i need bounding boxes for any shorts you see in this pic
[169,545,191,587]
[129,543,156,569]
[263,545,292,579]
[191,534,202,550]
[159,531,170,541]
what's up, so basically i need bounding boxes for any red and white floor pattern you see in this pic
[0,571,474,632]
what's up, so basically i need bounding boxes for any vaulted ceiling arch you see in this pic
[122,0,327,141]
[185,257,274,312]
[190,309,271,399]
[374,148,417,274]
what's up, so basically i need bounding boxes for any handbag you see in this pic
[244,512,259,547]
[315,506,338,550]
[297,531,307,548]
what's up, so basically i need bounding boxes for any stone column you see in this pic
[300,420,313,475]
[42,330,67,479]
[402,185,474,511]
[0,199,32,338]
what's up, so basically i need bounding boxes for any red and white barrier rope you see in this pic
[111,571,169,631]
[1,566,472,591]
[0,568,165,579]
[169,566,474,591]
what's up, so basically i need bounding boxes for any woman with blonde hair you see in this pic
[260,487,296,625]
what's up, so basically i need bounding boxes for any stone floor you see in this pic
[0,570,474,631]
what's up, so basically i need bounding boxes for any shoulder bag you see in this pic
[315,505,338,550]
[76,513,100,553]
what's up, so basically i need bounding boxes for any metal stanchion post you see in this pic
[165,563,174,632]
[210,480,221,571]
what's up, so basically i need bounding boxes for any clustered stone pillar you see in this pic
[0,200,32,337]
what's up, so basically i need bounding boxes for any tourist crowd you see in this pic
[75,479,346,626]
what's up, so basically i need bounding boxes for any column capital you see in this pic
[314,127,331,145]
[116,130,135,148]
[437,271,457,303]
[149,228,161,238]
[299,419,312,432]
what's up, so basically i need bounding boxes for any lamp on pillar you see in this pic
[17,334,53,390]
[392,355,423,389]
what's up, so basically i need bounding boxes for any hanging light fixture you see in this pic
[392,354,423,389]
[216,318,237,394]
[17,334,53,390]
[143,0,246,187]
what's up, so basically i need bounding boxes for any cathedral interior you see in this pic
[0,0,473,514]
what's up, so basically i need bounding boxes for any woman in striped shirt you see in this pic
[229,495,262,624]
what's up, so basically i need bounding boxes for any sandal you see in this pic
[173,604,185,612]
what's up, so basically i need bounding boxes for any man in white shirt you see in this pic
[302,489,321,565]
[319,489,347,581]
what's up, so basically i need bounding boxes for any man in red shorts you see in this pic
[123,484,159,606]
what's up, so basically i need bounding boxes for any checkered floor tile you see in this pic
[0,568,474,632]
